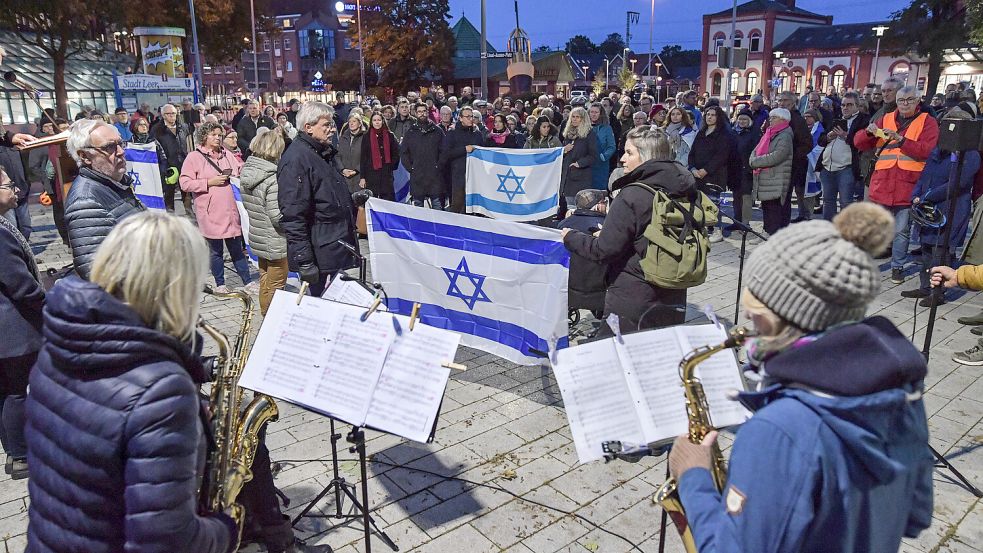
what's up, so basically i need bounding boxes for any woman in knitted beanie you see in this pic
[668,202,933,553]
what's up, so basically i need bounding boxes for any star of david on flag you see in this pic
[496,168,526,201]
[366,198,570,365]
[465,146,564,221]
[443,257,491,310]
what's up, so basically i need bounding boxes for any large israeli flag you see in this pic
[465,147,563,221]
[124,142,165,209]
[367,198,569,365]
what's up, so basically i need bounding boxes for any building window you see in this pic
[282,18,292,28]
[711,72,722,96]
[204,66,212,74]
[284,37,292,50]
[733,32,742,49]
[274,39,281,49]
[729,71,739,93]
[299,28,337,62]
[263,39,270,51]
[746,72,758,94]
[344,37,353,50]
[749,32,761,52]
[832,69,846,91]
[792,71,803,94]
[817,69,829,91]
[286,61,293,72]
[275,60,283,71]
[714,38,725,55]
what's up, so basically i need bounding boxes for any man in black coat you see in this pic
[402,103,446,209]
[236,101,276,155]
[277,102,358,296]
[439,105,484,213]
[779,92,813,226]
[150,103,192,213]
[558,189,607,315]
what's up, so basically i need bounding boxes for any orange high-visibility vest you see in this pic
[875,111,929,172]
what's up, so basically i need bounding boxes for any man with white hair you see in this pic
[277,102,358,296]
[63,119,144,278]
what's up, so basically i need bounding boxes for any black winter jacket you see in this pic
[732,125,762,193]
[440,125,484,190]
[149,121,190,170]
[558,209,607,313]
[401,121,445,198]
[359,129,401,200]
[25,276,235,553]
[236,115,276,155]
[277,132,358,275]
[562,130,599,196]
[389,115,415,143]
[563,160,694,331]
[0,219,43,359]
[64,168,144,279]
[688,126,734,191]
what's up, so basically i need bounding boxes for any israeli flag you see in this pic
[232,177,301,286]
[394,161,410,203]
[124,142,165,210]
[465,147,563,222]
[367,198,569,365]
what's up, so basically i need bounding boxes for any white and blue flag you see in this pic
[367,198,569,365]
[394,161,410,203]
[124,142,165,210]
[465,147,563,222]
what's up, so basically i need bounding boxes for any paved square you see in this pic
[7,202,982,553]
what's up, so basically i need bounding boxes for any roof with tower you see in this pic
[708,0,825,19]
[452,16,497,57]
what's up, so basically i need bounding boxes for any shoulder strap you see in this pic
[196,150,226,174]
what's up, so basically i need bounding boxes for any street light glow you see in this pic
[335,1,345,12]
[872,25,889,37]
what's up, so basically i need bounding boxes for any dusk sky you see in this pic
[446,0,913,53]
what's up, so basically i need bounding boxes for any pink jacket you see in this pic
[179,146,244,239]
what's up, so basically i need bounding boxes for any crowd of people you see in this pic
[2,33,983,550]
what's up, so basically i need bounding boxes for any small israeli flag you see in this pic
[465,147,563,221]
[367,198,569,365]
[124,142,165,209]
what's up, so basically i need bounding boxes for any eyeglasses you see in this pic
[460,114,474,119]
[0,184,15,192]
[87,141,124,155]
[897,97,918,104]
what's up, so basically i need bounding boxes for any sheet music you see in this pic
[553,340,646,463]
[616,327,690,444]
[240,290,395,426]
[675,325,752,428]
[322,275,388,310]
[364,318,459,442]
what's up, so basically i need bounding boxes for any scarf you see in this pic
[369,127,391,171]
[0,215,39,281]
[489,129,510,145]
[753,120,790,175]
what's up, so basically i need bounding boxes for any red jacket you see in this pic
[854,108,939,207]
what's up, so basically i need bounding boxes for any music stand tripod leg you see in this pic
[347,427,399,551]
[291,418,359,526]
[931,445,983,498]
[658,462,670,553]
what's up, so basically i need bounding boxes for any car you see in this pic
[570,90,588,99]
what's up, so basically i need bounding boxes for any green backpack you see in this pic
[627,183,719,289]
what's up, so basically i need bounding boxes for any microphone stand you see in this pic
[3,71,58,128]
[715,210,769,324]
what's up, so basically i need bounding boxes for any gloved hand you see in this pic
[298,263,320,285]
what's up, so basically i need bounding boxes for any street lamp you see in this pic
[582,65,589,84]
[249,0,259,98]
[653,62,662,102]
[336,1,367,95]
[630,58,637,72]
[605,58,610,89]
[872,25,889,84]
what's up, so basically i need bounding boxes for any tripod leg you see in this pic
[931,445,983,498]
[291,481,339,525]
[658,463,670,553]
[734,231,748,324]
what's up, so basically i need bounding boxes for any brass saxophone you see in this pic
[655,326,750,553]
[199,287,280,545]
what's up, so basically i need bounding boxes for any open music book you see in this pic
[239,290,460,443]
[552,324,751,463]
[15,130,69,151]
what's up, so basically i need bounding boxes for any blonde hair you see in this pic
[90,211,209,344]
[249,129,285,163]
[563,107,592,140]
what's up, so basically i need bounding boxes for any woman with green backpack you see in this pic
[561,126,715,336]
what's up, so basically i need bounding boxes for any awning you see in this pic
[0,30,137,93]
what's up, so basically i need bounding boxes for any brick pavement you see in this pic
[3,200,982,553]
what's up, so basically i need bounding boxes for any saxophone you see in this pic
[199,287,280,546]
[655,326,750,553]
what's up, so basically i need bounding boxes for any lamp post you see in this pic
[654,62,662,102]
[249,0,259,98]
[630,58,637,73]
[188,0,204,102]
[605,58,610,89]
[357,0,367,95]
[648,0,654,79]
[772,50,784,93]
[582,65,589,85]
[872,25,889,85]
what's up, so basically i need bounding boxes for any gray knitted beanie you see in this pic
[744,202,895,332]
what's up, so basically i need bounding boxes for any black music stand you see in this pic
[716,211,769,324]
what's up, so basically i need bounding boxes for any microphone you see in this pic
[335,239,360,257]
[352,188,374,207]
[2,71,17,84]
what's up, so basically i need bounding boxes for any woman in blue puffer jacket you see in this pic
[589,102,616,190]
[25,211,237,553]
